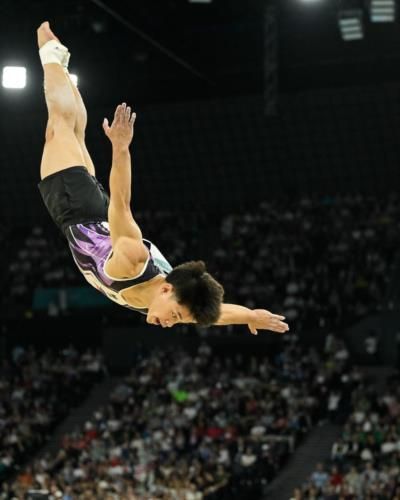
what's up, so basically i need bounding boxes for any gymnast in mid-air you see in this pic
[36,21,289,335]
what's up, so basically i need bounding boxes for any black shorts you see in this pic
[38,166,110,236]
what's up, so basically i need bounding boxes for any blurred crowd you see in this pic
[2,336,365,500]
[294,371,400,498]
[0,345,106,486]
[211,193,400,330]
[0,193,398,499]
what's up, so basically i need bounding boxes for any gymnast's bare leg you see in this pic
[37,21,96,179]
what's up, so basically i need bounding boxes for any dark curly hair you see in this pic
[166,260,224,326]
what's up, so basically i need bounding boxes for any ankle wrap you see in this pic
[39,40,70,70]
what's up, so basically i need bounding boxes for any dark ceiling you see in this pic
[2,0,400,105]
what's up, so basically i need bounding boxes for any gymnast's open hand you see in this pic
[247,309,289,335]
[103,102,136,150]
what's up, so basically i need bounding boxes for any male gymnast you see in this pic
[37,21,289,335]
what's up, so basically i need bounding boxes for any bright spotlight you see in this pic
[69,74,78,86]
[369,0,395,22]
[2,66,27,89]
[338,9,364,41]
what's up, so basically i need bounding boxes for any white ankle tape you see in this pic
[39,40,70,70]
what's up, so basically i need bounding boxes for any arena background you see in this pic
[1,1,400,499]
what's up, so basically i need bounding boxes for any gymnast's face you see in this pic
[146,282,193,327]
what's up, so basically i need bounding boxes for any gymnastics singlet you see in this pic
[66,221,172,314]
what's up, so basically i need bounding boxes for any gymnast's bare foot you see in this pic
[37,21,60,49]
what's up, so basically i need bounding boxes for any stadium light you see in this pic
[338,9,364,40]
[369,0,395,22]
[69,73,78,86]
[2,66,27,89]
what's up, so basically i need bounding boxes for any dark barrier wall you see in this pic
[103,325,285,373]
[2,83,400,223]
[1,319,283,367]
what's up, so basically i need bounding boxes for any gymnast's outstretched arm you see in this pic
[103,103,148,278]
[213,303,289,335]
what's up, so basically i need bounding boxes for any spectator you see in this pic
[310,462,329,490]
